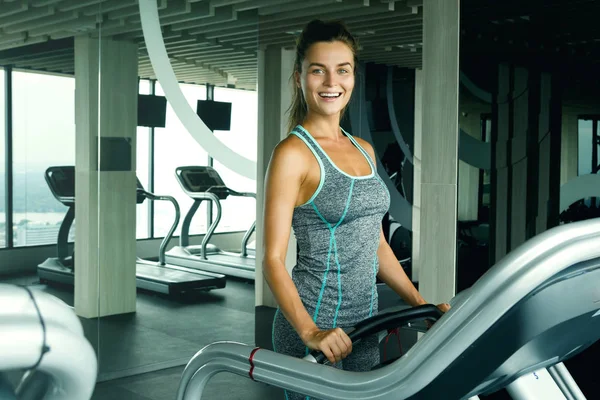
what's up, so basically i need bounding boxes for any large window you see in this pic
[212,87,257,233]
[2,71,258,247]
[12,71,75,247]
[0,68,5,248]
[153,82,209,237]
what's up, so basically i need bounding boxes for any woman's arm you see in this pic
[262,137,352,363]
[375,228,426,306]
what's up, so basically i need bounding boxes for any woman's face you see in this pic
[297,40,355,120]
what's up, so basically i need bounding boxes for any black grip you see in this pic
[310,304,443,364]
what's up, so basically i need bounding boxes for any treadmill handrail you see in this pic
[226,189,256,199]
[57,207,75,264]
[175,166,256,255]
[176,218,600,400]
[240,221,255,257]
[306,304,442,364]
[200,192,222,259]
[137,188,180,265]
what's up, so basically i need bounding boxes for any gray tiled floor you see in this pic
[3,274,278,399]
[92,365,284,400]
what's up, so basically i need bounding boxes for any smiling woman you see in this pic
[263,19,448,400]
[286,20,359,134]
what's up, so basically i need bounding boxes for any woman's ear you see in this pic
[294,70,301,88]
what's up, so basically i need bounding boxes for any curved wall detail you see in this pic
[459,129,491,170]
[138,0,256,179]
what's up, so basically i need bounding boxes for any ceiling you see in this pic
[0,0,425,90]
[1,0,599,93]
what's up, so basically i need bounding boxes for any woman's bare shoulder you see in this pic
[270,134,311,166]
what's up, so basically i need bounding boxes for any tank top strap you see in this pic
[341,128,377,171]
[290,125,331,166]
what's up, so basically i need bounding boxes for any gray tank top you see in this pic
[290,125,390,329]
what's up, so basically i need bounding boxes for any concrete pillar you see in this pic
[411,69,422,283]
[538,73,562,232]
[255,45,295,348]
[74,37,138,318]
[458,112,481,221]
[491,66,561,261]
[510,67,529,249]
[419,0,460,304]
[492,64,511,262]
[561,111,578,185]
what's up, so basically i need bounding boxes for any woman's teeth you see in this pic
[319,93,341,98]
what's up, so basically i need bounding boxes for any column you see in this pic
[491,64,510,262]
[419,0,460,304]
[458,111,482,221]
[411,69,422,283]
[255,45,296,348]
[74,37,138,318]
[537,73,562,233]
[510,67,529,248]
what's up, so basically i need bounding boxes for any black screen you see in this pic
[138,94,167,128]
[196,100,232,131]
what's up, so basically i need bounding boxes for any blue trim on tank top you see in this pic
[310,202,334,324]
[296,125,375,180]
[290,130,326,207]
[332,179,354,327]
[343,128,378,172]
[310,180,355,326]
[369,256,378,317]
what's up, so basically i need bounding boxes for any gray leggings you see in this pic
[272,309,380,400]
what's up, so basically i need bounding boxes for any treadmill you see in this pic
[37,166,226,296]
[177,216,600,400]
[165,166,256,280]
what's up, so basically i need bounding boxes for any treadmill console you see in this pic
[45,166,75,206]
[179,167,229,199]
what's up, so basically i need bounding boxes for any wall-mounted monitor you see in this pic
[196,100,232,131]
[137,94,167,128]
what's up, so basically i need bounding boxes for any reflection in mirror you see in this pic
[92,0,262,390]
[0,0,105,397]
[458,1,600,398]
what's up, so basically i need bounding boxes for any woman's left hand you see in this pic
[436,303,451,313]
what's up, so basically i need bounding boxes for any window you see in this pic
[136,79,152,239]
[578,119,594,176]
[12,71,75,247]
[153,82,209,237]
[577,117,599,207]
[0,68,5,247]
[212,87,257,233]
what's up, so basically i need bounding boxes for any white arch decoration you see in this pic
[138,0,257,180]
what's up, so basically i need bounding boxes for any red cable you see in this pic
[248,347,261,381]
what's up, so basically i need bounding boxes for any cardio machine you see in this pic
[177,217,600,400]
[37,166,226,296]
[165,166,256,280]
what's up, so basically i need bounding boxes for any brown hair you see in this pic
[287,19,359,133]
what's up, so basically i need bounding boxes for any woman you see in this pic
[262,19,450,398]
